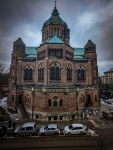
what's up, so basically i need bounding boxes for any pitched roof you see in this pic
[25,47,36,55]
[23,46,87,61]
[104,68,113,73]
[74,48,84,55]
[84,39,96,48]
[47,35,64,44]
[24,47,36,59]
[74,48,87,61]
[13,37,25,45]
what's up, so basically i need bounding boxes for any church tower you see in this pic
[84,39,98,85]
[41,1,70,45]
[10,37,25,84]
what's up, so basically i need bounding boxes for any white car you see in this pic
[63,123,86,135]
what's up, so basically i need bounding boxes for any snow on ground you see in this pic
[87,128,98,136]
[0,97,8,110]
[0,97,23,121]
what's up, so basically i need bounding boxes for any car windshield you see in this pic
[68,124,73,129]
[18,125,22,130]
[44,126,48,130]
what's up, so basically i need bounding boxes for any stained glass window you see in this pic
[24,65,33,81]
[67,64,72,81]
[50,62,61,81]
[38,64,44,82]
[77,66,86,81]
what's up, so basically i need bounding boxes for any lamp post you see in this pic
[76,87,79,119]
[32,87,35,119]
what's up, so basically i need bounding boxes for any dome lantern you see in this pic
[51,0,59,16]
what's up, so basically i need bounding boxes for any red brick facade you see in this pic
[8,5,99,121]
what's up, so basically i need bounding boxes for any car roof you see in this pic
[22,122,35,127]
[71,124,84,127]
[47,124,58,128]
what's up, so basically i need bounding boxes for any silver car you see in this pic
[38,124,60,136]
[14,122,37,136]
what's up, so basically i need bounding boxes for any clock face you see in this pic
[53,20,58,24]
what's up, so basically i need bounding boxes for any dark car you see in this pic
[0,126,7,137]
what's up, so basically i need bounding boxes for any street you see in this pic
[0,130,113,150]
[1,98,113,150]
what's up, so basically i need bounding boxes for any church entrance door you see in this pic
[18,95,23,104]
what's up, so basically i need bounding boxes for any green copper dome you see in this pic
[42,4,68,29]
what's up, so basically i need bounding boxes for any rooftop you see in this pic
[104,68,113,73]
[47,35,64,44]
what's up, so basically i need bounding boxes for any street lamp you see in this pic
[76,87,79,119]
[32,87,35,119]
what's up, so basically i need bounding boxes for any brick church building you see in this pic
[8,3,99,121]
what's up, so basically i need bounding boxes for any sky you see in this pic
[0,0,113,75]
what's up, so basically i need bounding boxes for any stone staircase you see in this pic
[18,104,29,119]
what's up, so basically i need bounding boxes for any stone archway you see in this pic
[86,95,91,107]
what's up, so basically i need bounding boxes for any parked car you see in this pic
[38,124,60,136]
[14,122,37,136]
[0,126,7,137]
[63,123,86,135]
[107,101,112,104]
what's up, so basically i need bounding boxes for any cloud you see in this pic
[0,0,113,75]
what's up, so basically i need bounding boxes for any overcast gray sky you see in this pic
[0,0,113,75]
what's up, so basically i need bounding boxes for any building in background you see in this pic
[100,68,113,99]
[8,2,99,121]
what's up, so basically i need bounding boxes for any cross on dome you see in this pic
[54,0,57,8]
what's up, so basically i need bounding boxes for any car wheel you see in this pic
[80,132,83,135]
[68,132,71,135]
[54,132,58,135]
[40,133,45,136]
[15,133,18,137]
[29,132,33,136]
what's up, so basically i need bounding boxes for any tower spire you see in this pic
[54,0,56,8]
[51,0,59,16]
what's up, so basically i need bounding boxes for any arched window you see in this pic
[24,65,33,81]
[60,99,63,107]
[77,66,86,81]
[50,62,61,81]
[67,64,72,81]
[53,97,58,107]
[48,99,51,108]
[38,64,44,82]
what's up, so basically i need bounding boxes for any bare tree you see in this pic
[0,62,10,97]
